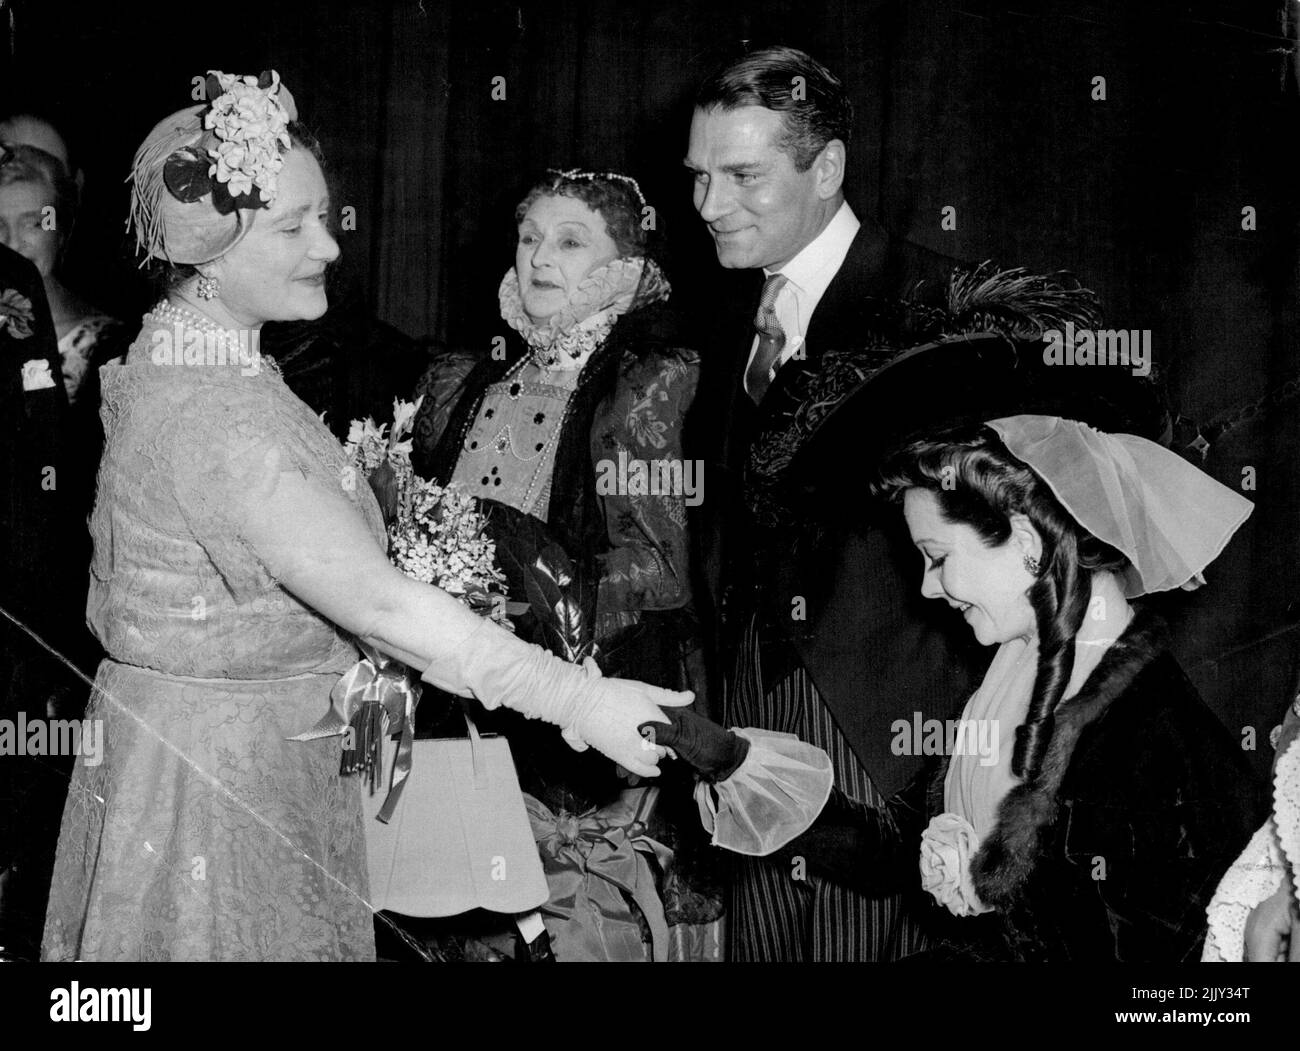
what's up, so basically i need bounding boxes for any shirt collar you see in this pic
[764,200,861,302]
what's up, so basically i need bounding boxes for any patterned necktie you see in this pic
[744,273,789,405]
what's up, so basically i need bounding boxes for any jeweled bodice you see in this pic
[450,362,578,520]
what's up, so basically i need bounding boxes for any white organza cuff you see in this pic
[693,728,834,856]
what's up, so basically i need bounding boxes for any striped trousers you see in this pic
[724,613,930,962]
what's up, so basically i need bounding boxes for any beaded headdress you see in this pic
[128,70,297,267]
[543,167,647,210]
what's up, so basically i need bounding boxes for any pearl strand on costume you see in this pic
[463,354,575,515]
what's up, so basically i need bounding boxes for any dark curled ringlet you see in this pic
[873,423,1128,783]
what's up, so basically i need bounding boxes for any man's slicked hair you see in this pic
[694,45,853,171]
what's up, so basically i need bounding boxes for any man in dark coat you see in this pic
[0,242,84,960]
[684,45,985,960]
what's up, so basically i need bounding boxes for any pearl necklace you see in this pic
[149,299,234,336]
[145,300,280,376]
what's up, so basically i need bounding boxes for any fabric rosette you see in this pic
[524,787,673,961]
[920,812,993,917]
[1,288,35,339]
[288,640,421,823]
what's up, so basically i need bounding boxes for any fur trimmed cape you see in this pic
[964,611,1168,907]
[783,607,1267,961]
[934,608,1264,960]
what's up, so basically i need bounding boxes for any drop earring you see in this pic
[196,272,220,301]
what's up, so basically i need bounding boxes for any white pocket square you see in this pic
[21,358,56,392]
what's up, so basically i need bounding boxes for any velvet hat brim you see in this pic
[789,332,1169,523]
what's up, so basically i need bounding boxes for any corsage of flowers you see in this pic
[0,288,35,340]
[163,69,294,214]
[919,812,993,917]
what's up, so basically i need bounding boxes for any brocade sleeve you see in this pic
[409,348,481,468]
[591,347,701,615]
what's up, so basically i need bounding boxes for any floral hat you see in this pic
[127,70,297,266]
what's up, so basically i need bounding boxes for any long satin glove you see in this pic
[420,617,689,777]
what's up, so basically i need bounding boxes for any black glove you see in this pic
[639,707,750,782]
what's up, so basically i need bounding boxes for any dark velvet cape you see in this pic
[779,608,1267,961]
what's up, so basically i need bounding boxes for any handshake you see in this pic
[423,618,749,781]
[559,656,751,781]
[636,706,752,782]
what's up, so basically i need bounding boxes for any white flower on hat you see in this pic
[203,69,294,205]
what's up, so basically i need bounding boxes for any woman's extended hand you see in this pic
[565,656,688,778]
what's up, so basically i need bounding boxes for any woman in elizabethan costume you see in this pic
[40,73,690,963]
[406,169,739,960]
[411,169,700,702]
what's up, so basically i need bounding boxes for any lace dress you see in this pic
[41,315,387,961]
[1203,734,1300,961]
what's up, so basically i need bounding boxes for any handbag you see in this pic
[362,702,550,917]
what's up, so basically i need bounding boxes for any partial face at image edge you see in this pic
[0,180,59,279]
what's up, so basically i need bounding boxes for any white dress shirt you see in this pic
[744,201,861,392]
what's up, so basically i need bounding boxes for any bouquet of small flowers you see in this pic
[343,397,511,629]
[329,398,511,801]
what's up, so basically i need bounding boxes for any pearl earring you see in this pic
[196,273,220,300]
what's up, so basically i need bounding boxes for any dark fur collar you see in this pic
[941,607,1169,909]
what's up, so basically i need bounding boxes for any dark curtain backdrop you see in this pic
[5,0,1299,776]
